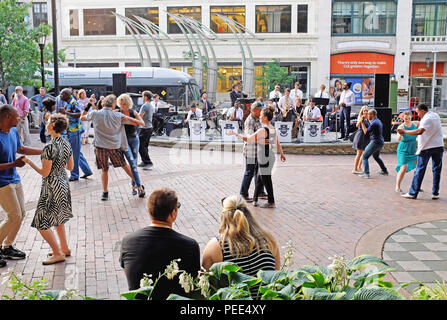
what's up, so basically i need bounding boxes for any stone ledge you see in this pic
[151,138,447,155]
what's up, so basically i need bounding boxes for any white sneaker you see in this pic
[401,193,416,199]
[432,194,440,200]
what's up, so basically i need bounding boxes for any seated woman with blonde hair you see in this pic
[202,195,280,295]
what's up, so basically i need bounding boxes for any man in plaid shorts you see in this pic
[81,95,143,201]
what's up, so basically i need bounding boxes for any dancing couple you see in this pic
[229,107,286,208]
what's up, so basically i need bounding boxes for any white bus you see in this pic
[46,67,201,109]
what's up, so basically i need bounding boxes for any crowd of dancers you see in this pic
[0,84,444,285]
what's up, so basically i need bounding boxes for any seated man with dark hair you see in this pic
[119,188,200,300]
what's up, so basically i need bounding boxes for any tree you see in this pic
[0,0,64,94]
[255,59,295,97]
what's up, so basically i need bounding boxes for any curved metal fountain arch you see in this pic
[113,12,260,102]
[133,15,175,69]
[113,12,152,67]
[215,14,264,97]
[175,14,224,102]
[166,12,204,88]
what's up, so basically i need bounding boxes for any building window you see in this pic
[254,64,309,98]
[210,6,245,33]
[69,9,79,36]
[256,5,292,33]
[217,66,242,93]
[125,7,159,35]
[412,1,447,36]
[33,2,48,27]
[332,1,397,36]
[297,5,308,33]
[83,9,116,36]
[167,7,201,34]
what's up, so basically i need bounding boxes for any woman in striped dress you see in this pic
[23,113,74,265]
[201,195,280,297]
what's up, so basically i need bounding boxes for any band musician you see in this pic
[184,102,203,136]
[303,97,322,122]
[226,101,244,130]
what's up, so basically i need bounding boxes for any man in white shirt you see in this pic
[290,82,303,104]
[226,102,244,122]
[185,103,203,137]
[150,94,161,112]
[338,82,355,140]
[278,88,295,122]
[314,84,330,99]
[303,98,322,121]
[399,104,444,200]
[269,84,282,100]
[278,88,292,114]
[185,103,203,123]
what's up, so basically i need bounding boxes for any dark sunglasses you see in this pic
[177,202,181,209]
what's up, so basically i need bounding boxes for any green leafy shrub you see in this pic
[3,251,445,301]
[411,281,447,300]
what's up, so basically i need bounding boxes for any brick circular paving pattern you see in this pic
[383,220,447,293]
[1,134,446,299]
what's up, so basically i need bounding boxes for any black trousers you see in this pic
[253,171,274,204]
[138,128,153,164]
[339,106,351,138]
[253,159,275,204]
[240,157,265,197]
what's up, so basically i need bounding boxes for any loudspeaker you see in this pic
[112,73,127,96]
[374,74,390,108]
[376,107,392,142]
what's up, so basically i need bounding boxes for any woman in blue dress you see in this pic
[395,111,418,193]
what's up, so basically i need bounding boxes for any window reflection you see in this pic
[217,66,242,93]
[69,9,79,36]
[297,5,308,33]
[167,7,202,34]
[84,9,116,36]
[256,5,291,33]
[332,1,397,35]
[210,6,245,33]
[125,7,159,35]
[413,3,447,36]
[33,3,48,27]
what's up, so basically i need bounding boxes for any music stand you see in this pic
[313,98,331,139]
[313,98,329,106]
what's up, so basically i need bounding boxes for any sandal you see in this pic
[43,254,65,265]
[48,249,71,257]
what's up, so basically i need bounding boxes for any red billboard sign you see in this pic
[331,52,395,74]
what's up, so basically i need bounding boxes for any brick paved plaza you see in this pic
[1,134,446,299]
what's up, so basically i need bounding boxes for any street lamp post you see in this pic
[38,34,47,88]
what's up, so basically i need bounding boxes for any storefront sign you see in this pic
[409,62,445,77]
[330,52,394,74]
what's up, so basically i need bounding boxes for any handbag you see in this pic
[348,129,358,142]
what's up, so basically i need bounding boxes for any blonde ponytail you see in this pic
[219,195,276,258]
